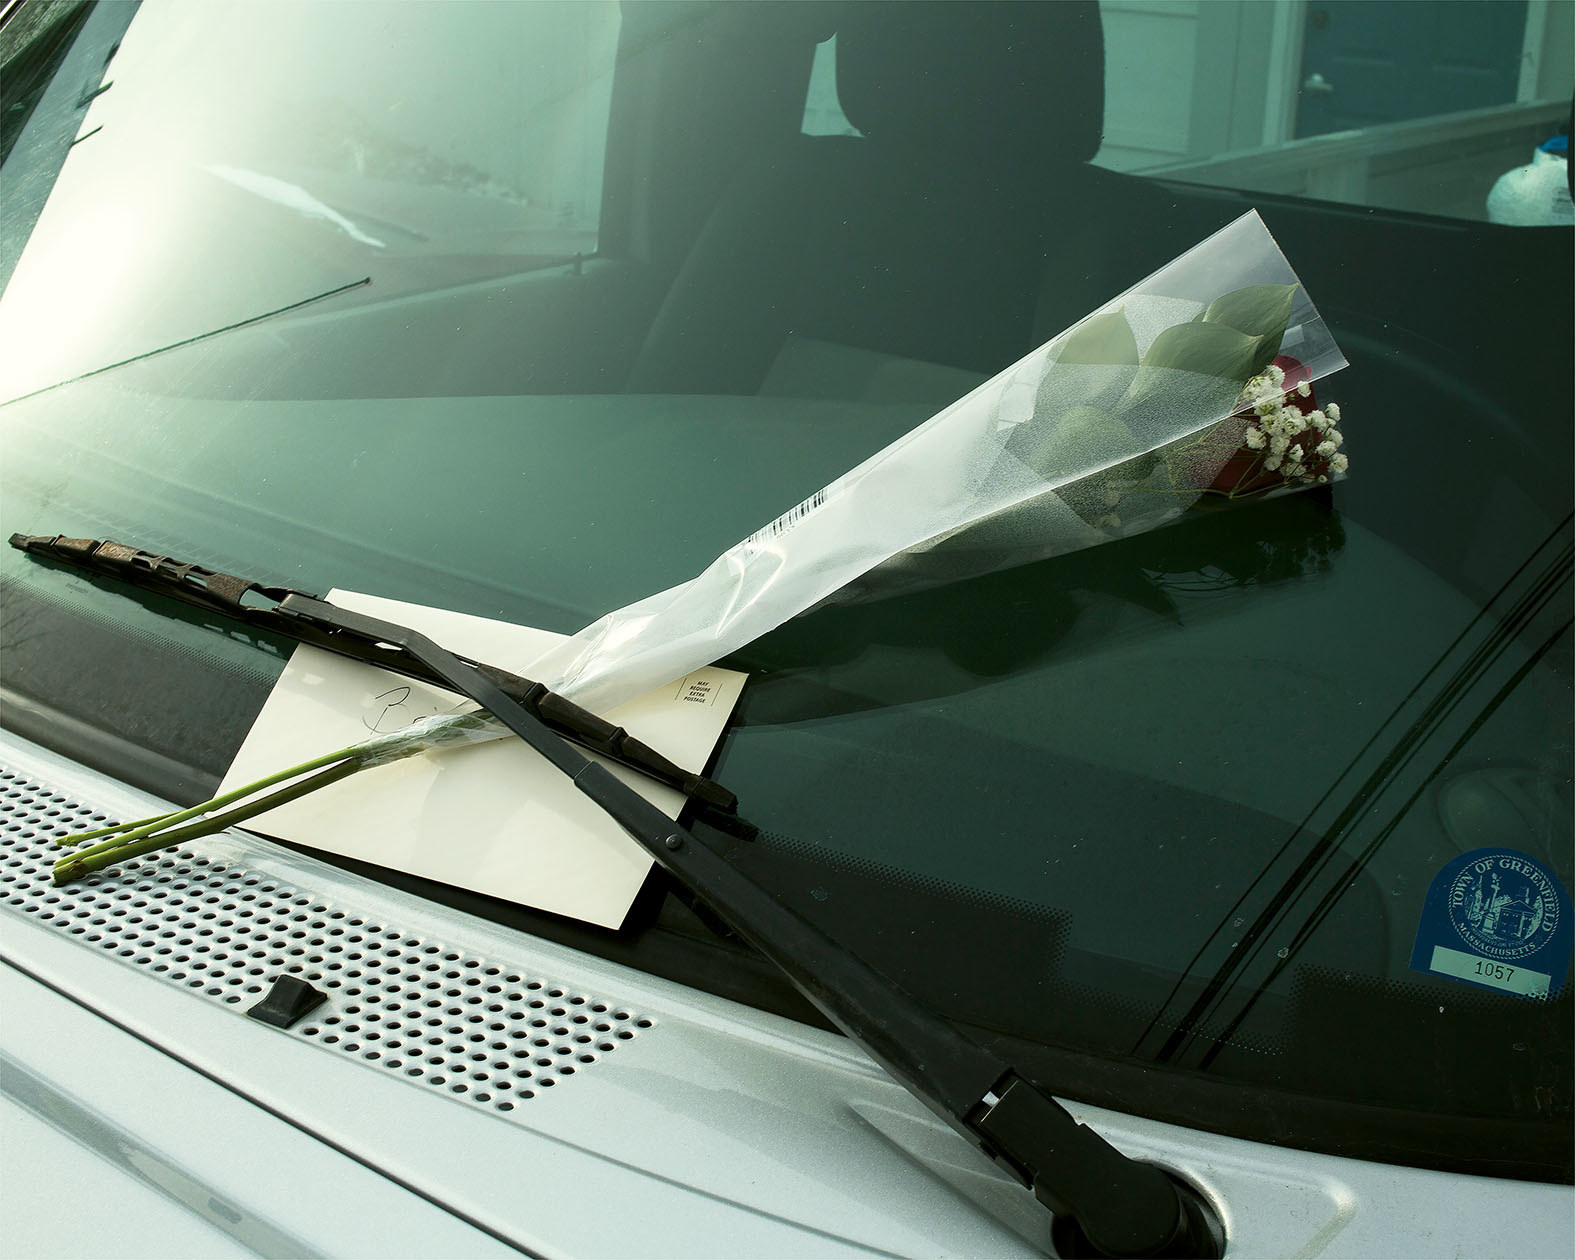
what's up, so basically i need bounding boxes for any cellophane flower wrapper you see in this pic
[355,710,515,763]
[532,211,1347,714]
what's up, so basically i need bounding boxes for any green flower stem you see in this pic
[48,713,502,886]
[52,759,366,885]
[54,810,185,845]
[54,739,373,862]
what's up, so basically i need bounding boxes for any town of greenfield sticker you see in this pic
[1410,848,1572,998]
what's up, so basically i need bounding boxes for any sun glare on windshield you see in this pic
[0,0,617,403]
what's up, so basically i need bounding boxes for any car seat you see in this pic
[626,1,1137,398]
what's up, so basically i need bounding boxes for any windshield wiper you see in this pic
[7,534,734,812]
[10,531,1224,1259]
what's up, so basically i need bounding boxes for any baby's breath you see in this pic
[1202,363,1351,499]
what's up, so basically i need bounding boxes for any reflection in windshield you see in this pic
[1094,0,1573,223]
[1139,515,1573,1065]
[0,0,617,402]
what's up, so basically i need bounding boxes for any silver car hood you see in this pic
[2,730,1568,1259]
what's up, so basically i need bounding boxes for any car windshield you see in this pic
[1,0,1570,1182]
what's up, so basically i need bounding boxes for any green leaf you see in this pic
[1009,404,1136,482]
[1056,307,1139,367]
[1198,283,1297,338]
[1054,448,1162,527]
[1125,320,1278,408]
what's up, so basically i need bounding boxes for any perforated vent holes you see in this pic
[0,766,653,1112]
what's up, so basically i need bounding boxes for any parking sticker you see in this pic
[1410,848,1571,999]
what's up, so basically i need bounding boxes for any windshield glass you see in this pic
[2,0,1571,1182]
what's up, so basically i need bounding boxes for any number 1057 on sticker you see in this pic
[1430,946,1551,997]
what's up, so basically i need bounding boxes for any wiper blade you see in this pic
[10,531,1223,1259]
[7,533,735,812]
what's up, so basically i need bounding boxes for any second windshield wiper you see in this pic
[12,530,1225,1260]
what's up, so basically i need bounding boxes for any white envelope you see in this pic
[218,590,745,929]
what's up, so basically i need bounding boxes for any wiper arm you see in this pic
[7,534,734,812]
[10,532,1224,1259]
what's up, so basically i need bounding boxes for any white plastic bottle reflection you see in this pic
[1487,139,1574,227]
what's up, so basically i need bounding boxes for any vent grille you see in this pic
[0,765,651,1112]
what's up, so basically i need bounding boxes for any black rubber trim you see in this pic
[0,686,220,804]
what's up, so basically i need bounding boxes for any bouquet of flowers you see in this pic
[525,210,1348,712]
[53,210,1348,883]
